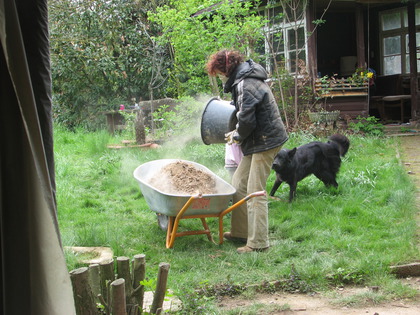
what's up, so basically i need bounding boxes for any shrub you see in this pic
[348,116,384,136]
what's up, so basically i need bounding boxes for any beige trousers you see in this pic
[230,146,281,248]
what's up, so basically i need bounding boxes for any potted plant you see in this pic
[348,68,374,87]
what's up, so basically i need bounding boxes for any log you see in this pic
[111,278,127,315]
[390,262,420,277]
[131,254,146,307]
[117,256,133,304]
[100,259,115,302]
[70,267,98,315]
[150,263,170,314]
[89,264,101,302]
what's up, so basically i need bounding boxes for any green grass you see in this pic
[54,126,419,313]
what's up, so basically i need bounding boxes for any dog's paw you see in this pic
[268,195,282,202]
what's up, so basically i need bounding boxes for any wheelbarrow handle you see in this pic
[219,190,266,218]
[244,190,266,200]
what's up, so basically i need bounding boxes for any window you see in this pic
[256,4,307,75]
[380,5,420,75]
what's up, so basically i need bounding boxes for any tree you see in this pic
[148,0,266,97]
[49,0,171,129]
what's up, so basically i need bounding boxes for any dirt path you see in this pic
[218,283,420,314]
[217,134,420,315]
[399,134,420,207]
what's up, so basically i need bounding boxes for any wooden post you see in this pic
[111,278,127,315]
[70,267,98,315]
[150,263,170,314]
[88,264,101,302]
[135,110,146,144]
[407,2,419,120]
[131,254,146,307]
[100,259,115,302]
[355,3,365,69]
[117,256,133,304]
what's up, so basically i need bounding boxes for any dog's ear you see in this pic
[288,148,297,158]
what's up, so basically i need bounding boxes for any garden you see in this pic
[56,108,419,313]
[47,1,420,313]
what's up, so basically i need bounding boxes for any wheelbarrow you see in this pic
[133,159,265,248]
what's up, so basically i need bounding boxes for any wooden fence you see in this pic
[70,254,170,315]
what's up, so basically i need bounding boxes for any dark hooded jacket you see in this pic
[224,59,288,155]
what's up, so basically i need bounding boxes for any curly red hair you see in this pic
[206,49,244,77]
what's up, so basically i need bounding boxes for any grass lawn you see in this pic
[54,126,419,313]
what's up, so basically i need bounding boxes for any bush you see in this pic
[348,116,384,136]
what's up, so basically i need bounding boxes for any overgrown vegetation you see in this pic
[348,115,384,136]
[55,121,419,313]
[49,0,324,130]
[49,0,171,129]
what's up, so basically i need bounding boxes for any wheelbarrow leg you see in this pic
[166,216,176,249]
[200,218,214,243]
[166,195,198,249]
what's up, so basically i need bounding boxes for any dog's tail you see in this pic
[329,134,350,157]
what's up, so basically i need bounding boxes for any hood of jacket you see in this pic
[224,59,267,93]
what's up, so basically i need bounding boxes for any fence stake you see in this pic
[150,262,170,314]
[88,264,101,302]
[131,254,146,308]
[111,278,127,315]
[100,259,115,302]
[70,267,97,315]
[117,256,133,303]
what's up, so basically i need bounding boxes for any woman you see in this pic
[206,49,288,253]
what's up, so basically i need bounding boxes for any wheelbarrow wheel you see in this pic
[157,213,169,231]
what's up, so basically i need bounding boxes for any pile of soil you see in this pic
[149,161,217,195]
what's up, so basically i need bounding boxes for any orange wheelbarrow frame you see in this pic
[165,191,266,249]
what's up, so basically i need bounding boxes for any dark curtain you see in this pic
[0,0,75,313]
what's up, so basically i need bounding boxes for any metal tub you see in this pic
[133,159,236,217]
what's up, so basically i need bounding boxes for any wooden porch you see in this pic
[314,78,369,119]
[306,0,419,123]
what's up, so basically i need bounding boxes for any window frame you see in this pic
[379,5,420,75]
[257,4,308,76]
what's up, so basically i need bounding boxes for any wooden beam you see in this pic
[407,2,419,120]
[355,3,365,69]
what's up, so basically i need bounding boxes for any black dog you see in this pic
[270,134,350,202]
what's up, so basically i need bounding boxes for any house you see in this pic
[196,0,420,123]
[305,0,419,123]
